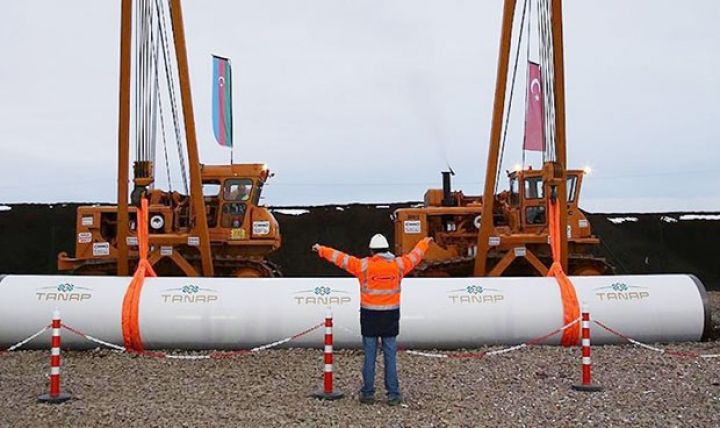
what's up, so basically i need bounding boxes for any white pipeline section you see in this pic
[0,274,709,350]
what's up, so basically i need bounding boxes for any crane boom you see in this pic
[474,0,569,276]
[116,0,132,276]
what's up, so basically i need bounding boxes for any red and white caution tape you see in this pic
[406,317,581,360]
[0,325,51,353]
[405,350,449,359]
[254,322,324,352]
[61,324,126,352]
[593,319,720,359]
[58,321,325,360]
[164,353,213,360]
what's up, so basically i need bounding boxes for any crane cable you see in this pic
[155,0,189,194]
[134,0,142,165]
[151,0,173,192]
[148,0,158,172]
[521,0,533,168]
[538,0,557,163]
[495,0,530,195]
[135,0,157,169]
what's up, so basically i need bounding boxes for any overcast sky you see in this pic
[0,1,718,212]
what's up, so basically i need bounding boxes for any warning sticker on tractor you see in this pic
[160,246,173,256]
[126,236,138,246]
[403,220,422,234]
[579,219,589,228]
[253,221,270,235]
[78,232,92,244]
[187,236,200,246]
[92,242,110,256]
[231,228,245,240]
[81,216,93,226]
[488,236,501,246]
[514,247,526,257]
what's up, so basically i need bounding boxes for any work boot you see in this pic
[387,396,402,406]
[359,395,375,404]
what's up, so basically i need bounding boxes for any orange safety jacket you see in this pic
[317,238,431,310]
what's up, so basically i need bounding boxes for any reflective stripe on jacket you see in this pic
[317,238,431,310]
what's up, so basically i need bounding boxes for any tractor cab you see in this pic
[199,163,279,249]
[506,167,585,231]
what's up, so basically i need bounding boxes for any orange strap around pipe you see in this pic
[547,199,580,346]
[121,198,156,352]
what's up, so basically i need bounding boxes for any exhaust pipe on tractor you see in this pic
[442,171,455,207]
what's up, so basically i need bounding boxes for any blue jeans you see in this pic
[361,336,400,399]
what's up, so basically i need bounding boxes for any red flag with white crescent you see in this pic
[524,62,545,151]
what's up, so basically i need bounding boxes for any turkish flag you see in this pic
[524,62,545,151]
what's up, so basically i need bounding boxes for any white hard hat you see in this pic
[369,233,390,250]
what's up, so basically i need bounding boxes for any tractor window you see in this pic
[509,177,519,205]
[203,181,221,196]
[224,179,253,202]
[221,203,246,228]
[524,177,544,200]
[526,206,546,225]
[567,175,578,202]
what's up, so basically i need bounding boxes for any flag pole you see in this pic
[229,58,234,165]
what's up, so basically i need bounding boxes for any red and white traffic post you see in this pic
[38,309,71,403]
[313,308,343,400]
[572,302,603,392]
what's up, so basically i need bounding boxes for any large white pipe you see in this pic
[0,274,709,350]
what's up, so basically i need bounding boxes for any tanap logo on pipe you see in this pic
[294,286,352,305]
[35,283,93,302]
[447,285,504,304]
[594,282,650,301]
[161,284,219,304]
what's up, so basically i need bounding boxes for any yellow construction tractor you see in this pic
[394,168,611,277]
[58,0,281,277]
[58,163,281,277]
[395,0,611,277]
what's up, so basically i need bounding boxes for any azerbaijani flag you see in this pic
[212,55,233,148]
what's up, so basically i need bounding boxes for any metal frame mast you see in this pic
[117,0,132,276]
[473,0,569,276]
[116,0,214,276]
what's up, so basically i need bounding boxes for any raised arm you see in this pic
[314,244,364,277]
[396,237,432,276]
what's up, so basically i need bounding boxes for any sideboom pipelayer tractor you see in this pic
[394,0,612,277]
[58,0,281,277]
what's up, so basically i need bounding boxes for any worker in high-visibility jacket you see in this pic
[312,234,432,406]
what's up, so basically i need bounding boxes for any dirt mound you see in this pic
[0,204,718,289]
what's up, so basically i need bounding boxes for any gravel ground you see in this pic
[2,293,720,427]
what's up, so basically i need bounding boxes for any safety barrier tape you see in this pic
[593,319,720,359]
[58,321,325,360]
[0,325,51,353]
[61,324,126,352]
[255,322,325,352]
[406,317,581,359]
